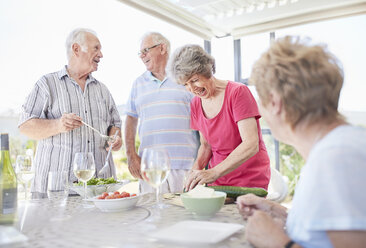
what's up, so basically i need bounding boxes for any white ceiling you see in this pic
[117,0,366,39]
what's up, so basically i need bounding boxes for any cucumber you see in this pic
[207,186,268,199]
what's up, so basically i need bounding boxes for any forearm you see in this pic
[214,140,258,177]
[192,143,212,170]
[19,118,61,140]
[124,116,138,158]
[328,230,366,248]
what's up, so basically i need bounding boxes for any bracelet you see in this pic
[284,240,295,248]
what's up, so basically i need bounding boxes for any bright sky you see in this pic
[1,0,365,115]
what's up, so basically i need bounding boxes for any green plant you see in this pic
[9,137,37,164]
[279,143,305,197]
[113,134,141,181]
[9,137,22,163]
[25,140,37,151]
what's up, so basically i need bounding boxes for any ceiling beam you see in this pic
[116,0,366,40]
[232,1,366,38]
[116,0,227,39]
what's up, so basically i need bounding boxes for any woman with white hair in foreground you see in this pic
[237,36,366,248]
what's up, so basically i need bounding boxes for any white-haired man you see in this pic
[19,28,122,198]
[125,32,199,193]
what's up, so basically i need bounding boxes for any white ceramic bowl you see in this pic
[88,193,140,212]
[69,180,129,198]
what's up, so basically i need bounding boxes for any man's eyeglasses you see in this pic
[138,43,161,56]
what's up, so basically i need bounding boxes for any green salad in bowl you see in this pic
[74,177,118,186]
[70,177,129,198]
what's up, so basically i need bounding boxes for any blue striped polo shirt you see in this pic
[125,71,199,170]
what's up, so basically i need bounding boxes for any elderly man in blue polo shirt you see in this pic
[125,32,199,193]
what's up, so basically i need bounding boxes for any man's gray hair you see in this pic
[168,44,216,85]
[65,28,97,61]
[141,32,170,54]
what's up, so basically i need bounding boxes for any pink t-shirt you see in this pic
[190,81,270,189]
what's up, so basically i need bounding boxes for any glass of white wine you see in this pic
[73,152,95,207]
[141,148,170,209]
[15,154,34,200]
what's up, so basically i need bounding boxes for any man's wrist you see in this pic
[125,147,137,157]
[126,151,139,161]
[56,118,65,133]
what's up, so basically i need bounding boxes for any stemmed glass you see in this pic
[73,152,95,208]
[141,148,171,209]
[15,155,34,200]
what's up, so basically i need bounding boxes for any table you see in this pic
[7,194,252,248]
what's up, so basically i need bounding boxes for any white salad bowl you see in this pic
[88,193,140,212]
[69,180,129,198]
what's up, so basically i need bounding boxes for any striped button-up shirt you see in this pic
[125,71,199,170]
[19,66,121,193]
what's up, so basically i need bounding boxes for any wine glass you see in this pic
[141,148,171,208]
[15,155,34,200]
[73,152,95,208]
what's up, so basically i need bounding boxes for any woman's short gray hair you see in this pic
[250,36,344,128]
[65,28,97,61]
[141,32,170,54]
[168,44,215,85]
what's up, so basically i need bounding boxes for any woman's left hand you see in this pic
[185,168,220,191]
[245,210,290,248]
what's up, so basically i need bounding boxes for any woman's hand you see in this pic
[237,194,287,221]
[237,193,273,219]
[245,210,290,248]
[184,168,220,191]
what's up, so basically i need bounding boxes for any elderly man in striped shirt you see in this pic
[19,28,122,197]
[125,32,199,194]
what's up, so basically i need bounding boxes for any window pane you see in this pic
[241,33,271,79]
[211,36,234,80]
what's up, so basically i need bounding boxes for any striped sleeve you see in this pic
[124,80,138,118]
[18,78,49,127]
[108,91,122,128]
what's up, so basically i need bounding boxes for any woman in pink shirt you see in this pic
[168,45,270,191]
